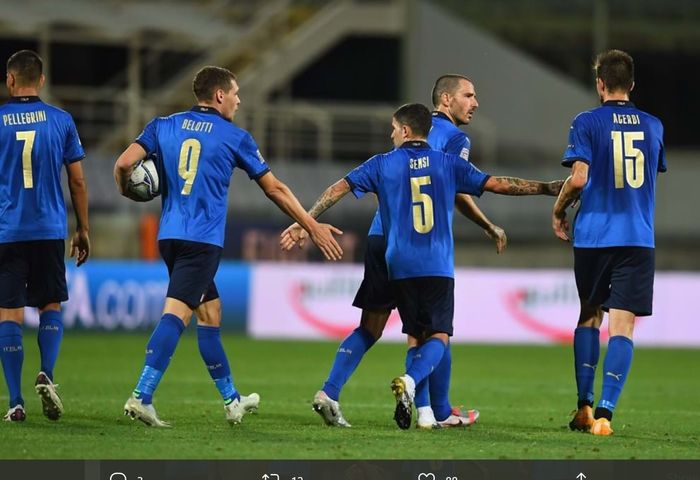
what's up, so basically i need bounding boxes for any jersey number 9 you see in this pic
[178,138,201,195]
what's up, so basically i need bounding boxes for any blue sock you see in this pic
[573,326,600,407]
[0,321,24,407]
[406,346,429,408]
[134,313,185,404]
[406,338,446,386]
[322,326,376,401]
[197,325,238,404]
[38,310,63,381]
[598,335,634,414]
[429,342,452,421]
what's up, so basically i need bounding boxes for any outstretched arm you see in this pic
[484,176,564,196]
[257,172,344,261]
[280,178,351,250]
[552,161,588,242]
[66,161,90,266]
[455,193,507,254]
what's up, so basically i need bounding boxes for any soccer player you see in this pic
[0,50,90,422]
[285,103,562,429]
[282,74,506,429]
[553,50,666,436]
[114,66,343,427]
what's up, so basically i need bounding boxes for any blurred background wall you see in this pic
[2,0,697,270]
[2,0,698,339]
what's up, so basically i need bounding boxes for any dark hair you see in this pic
[431,74,472,107]
[594,50,634,93]
[192,66,237,101]
[6,50,43,86]
[393,103,432,138]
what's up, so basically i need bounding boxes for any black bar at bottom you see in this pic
[0,460,698,480]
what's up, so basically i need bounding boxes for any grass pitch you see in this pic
[0,333,698,459]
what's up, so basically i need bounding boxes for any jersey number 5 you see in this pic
[411,176,434,234]
[16,130,36,189]
[178,138,201,195]
[612,131,644,189]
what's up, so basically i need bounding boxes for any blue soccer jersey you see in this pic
[428,111,472,161]
[367,112,472,236]
[563,100,666,248]
[346,141,490,280]
[136,106,270,247]
[0,96,85,243]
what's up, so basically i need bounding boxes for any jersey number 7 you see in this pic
[16,130,36,189]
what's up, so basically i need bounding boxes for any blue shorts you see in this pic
[0,240,67,308]
[391,276,454,337]
[159,239,221,309]
[352,235,396,311]
[574,247,655,316]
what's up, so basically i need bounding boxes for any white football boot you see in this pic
[123,395,171,428]
[312,390,351,427]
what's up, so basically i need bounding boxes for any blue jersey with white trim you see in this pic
[136,106,270,247]
[367,112,472,236]
[0,96,85,243]
[562,100,666,248]
[346,141,489,280]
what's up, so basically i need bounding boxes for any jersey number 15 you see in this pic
[612,131,644,189]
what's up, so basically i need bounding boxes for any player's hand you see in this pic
[552,210,570,242]
[70,229,91,267]
[546,180,566,196]
[485,224,507,254]
[308,223,344,261]
[280,222,308,251]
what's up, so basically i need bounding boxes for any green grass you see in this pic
[1,333,699,459]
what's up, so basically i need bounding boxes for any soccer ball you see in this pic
[127,156,160,202]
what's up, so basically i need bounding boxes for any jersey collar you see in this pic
[602,100,636,108]
[432,111,455,124]
[190,105,227,119]
[8,96,41,103]
[399,140,430,149]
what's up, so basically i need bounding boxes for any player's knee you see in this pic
[39,303,61,314]
[360,309,390,340]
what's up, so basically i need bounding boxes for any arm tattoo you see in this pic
[553,176,580,215]
[308,181,349,219]
[493,176,545,195]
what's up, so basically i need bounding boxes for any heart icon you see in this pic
[418,474,436,480]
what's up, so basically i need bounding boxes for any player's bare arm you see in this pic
[66,160,90,267]
[455,193,507,254]
[257,172,344,261]
[485,176,564,196]
[281,178,351,251]
[114,143,147,198]
[552,161,588,242]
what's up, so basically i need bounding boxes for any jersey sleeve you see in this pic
[345,155,380,198]
[444,133,471,161]
[63,115,86,164]
[234,132,270,180]
[135,118,159,155]
[562,112,593,167]
[657,122,667,173]
[453,154,490,197]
